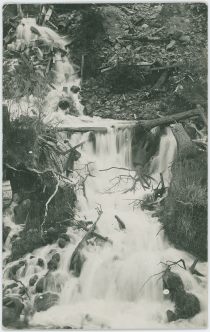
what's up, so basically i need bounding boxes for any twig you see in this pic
[155,226,164,237]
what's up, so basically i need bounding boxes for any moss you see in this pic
[11,229,44,261]
[158,151,207,260]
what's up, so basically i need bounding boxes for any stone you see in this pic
[52,253,60,262]
[179,35,190,43]
[163,270,200,321]
[4,283,18,292]
[141,23,149,29]
[45,227,58,244]
[58,238,66,248]
[29,275,38,287]
[60,233,70,242]
[34,292,59,312]
[166,40,176,51]
[35,277,45,293]
[37,258,45,268]
[71,85,80,93]
[3,296,24,327]
[47,253,60,271]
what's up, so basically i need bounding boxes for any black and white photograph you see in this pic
[2,2,208,329]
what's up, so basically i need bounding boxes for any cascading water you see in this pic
[3,16,207,329]
[3,127,207,329]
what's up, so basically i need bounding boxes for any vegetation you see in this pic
[158,152,207,260]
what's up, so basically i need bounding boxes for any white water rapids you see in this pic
[3,17,207,329]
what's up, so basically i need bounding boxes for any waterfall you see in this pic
[3,127,207,329]
[3,17,207,330]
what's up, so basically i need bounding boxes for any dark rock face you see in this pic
[163,270,200,322]
[37,258,45,268]
[29,274,38,287]
[35,276,45,293]
[14,199,31,224]
[3,296,24,327]
[69,250,86,277]
[47,253,60,271]
[34,292,59,312]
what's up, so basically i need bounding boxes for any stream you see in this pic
[3,17,208,329]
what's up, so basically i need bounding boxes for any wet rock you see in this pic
[69,250,86,277]
[47,253,60,271]
[34,292,59,312]
[71,85,80,93]
[4,282,18,292]
[45,227,58,244]
[29,274,38,287]
[58,238,66,248]
[163,270,200,321]
[52,253,60,262]
[37,258,45,268]
[19,287,27,296]
[3,296,24,327]
[60,233,70,242]
[8,260,26,278]
[35,277,45,293]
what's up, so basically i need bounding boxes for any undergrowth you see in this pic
[158,151,207,260]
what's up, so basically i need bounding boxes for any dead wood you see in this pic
[114,215,126,230]
[137,107,205,132]
[69,205,103,273]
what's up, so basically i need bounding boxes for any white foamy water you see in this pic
[3,17,207,330]
[3,127,207,329]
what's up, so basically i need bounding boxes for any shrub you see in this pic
[158,151,207,260]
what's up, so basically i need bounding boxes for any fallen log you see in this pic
[55,127,108,133]
[136,107,205,131]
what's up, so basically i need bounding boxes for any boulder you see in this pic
[47,253,60,271]
[29,274,38,287]
[45,227,58,244]
[163,270,200,321]
[35,276,45,293]
[60,233,70,242]
[58,238,66,248]
[3,296,24,327]
[71,85,80,94]
[37,258,45,268]
[34,292,59,312]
